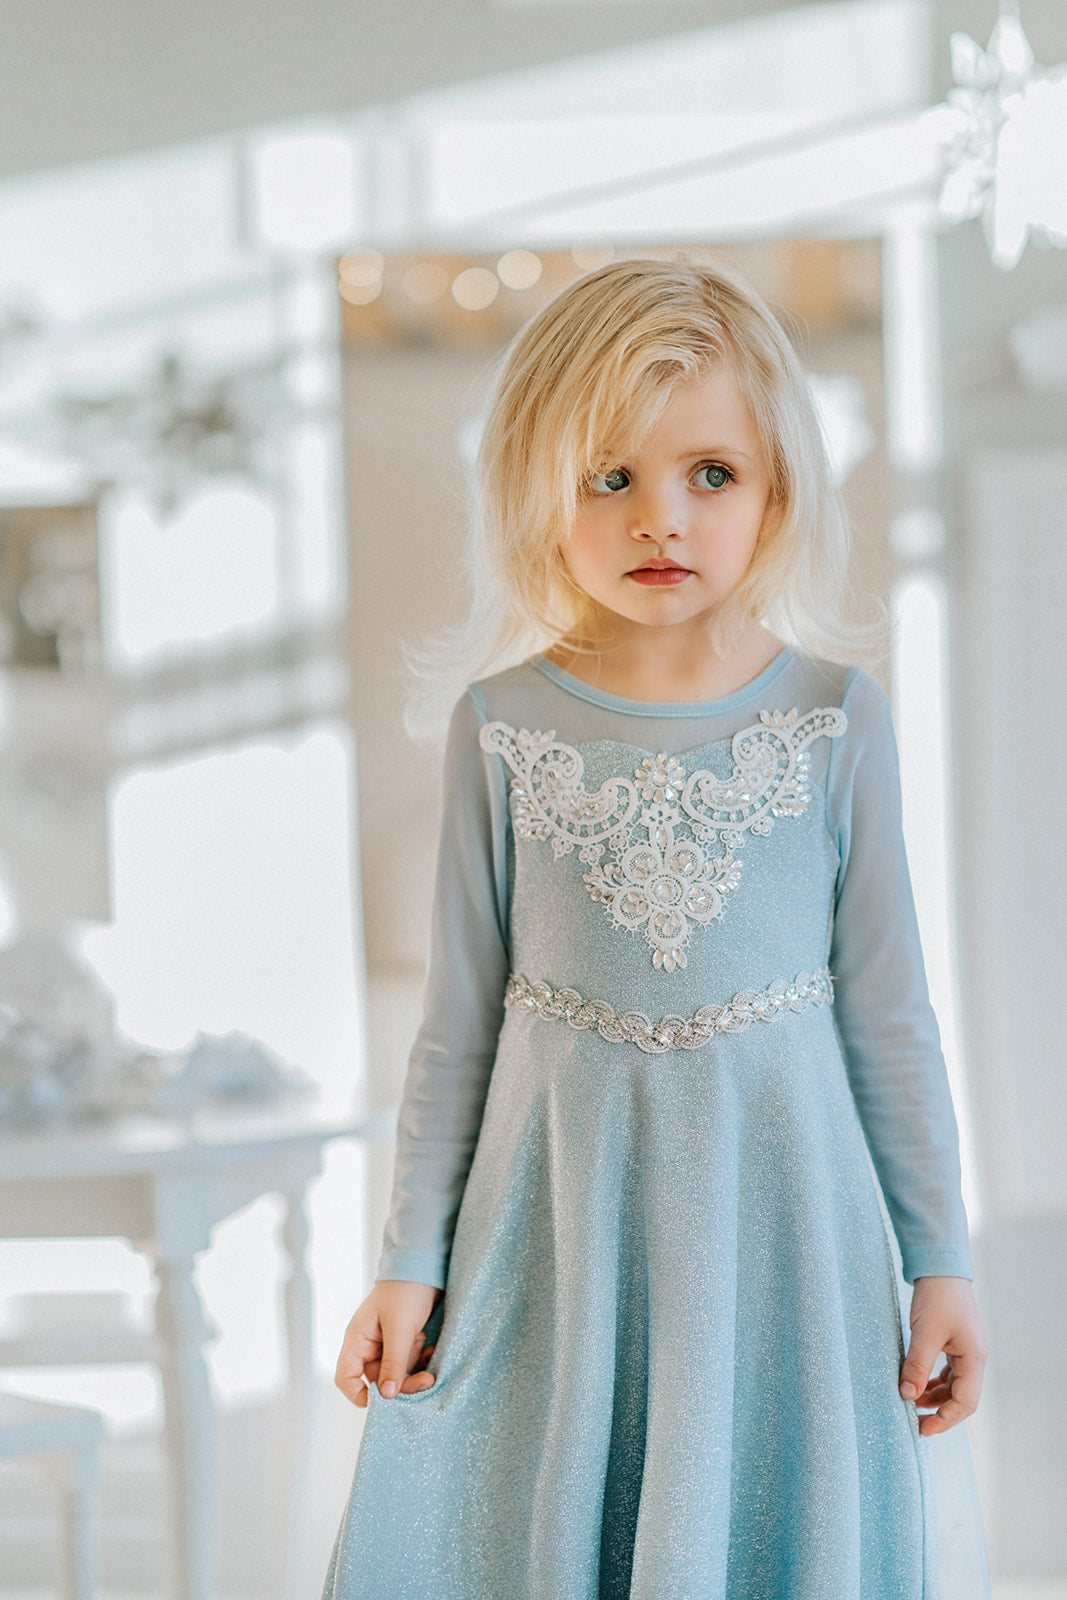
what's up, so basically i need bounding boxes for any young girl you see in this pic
[324,257,989,1599]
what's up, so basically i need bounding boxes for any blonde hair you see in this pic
[409,255,880,734]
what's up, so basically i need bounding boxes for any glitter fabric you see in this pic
[323,650,987,1600]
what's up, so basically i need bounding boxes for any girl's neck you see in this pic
[546,619,785,705]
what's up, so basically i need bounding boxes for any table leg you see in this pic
[274,1184,314,1600]
[153,1249,219,1600]
[42,1442,101,1600]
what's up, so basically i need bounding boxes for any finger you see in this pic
[914,1362,954,1407]
[354,1372,372,1410]
[336,1326,389,1402]
[335,1339,382,1406]
[899,1328,944,1402]
[917,1357,983,1435]
[356,1358,433,1402]
[333,1309,387,1402]
[413,1342,436,1373]
[395,1337,437,1395]
[925,1360,955,1389]
[918,1395,972,1436]
[916,1387,955,1413]
[398,1369,436,1395]
[937,1350,985,1416]
[377,1312,423,1399]
[915,1378,955,1408]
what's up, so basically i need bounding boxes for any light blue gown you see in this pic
[324,649,988,1600]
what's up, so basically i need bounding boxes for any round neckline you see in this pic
[531,646,794,717]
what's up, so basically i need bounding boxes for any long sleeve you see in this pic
[376,688,510,1289]
[827,670,973,1284]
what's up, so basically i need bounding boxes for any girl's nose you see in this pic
[628,483,683,541]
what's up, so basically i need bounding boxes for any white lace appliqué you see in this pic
[479,708,846,971]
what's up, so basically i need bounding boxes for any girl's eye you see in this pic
[589,468,630,494]
[693,464,731,490]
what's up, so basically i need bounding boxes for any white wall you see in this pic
[933,12,1067,1564]
[952,439,1067,1577]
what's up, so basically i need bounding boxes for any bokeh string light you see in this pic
[450,267,500,311]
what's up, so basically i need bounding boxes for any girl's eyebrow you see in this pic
[677,445,752,460]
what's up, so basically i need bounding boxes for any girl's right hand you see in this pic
[334,1279,443,1409]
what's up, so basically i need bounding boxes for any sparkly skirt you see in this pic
[323,998,987,1600]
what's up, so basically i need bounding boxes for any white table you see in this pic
[0,1102,387,1600]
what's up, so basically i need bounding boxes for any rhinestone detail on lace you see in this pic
[503,968,834,1055]
[480,710,846,972]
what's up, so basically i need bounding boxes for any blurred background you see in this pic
[0,0,1064,1596]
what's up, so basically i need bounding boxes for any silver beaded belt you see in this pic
[503,968,834,1055]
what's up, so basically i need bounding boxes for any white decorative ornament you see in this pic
[39,349,303,517]
[938,13,1067,270]
[480,707,846,972]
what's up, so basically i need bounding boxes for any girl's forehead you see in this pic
[590,366,759,460]
[659,368,760,431]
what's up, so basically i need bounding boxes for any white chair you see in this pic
[0,1391,104,1600]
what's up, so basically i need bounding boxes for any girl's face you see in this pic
[560,367,775,640]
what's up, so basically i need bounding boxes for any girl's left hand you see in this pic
[899,1275,988,1436]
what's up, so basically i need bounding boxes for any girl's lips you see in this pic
[627,565,692,586]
